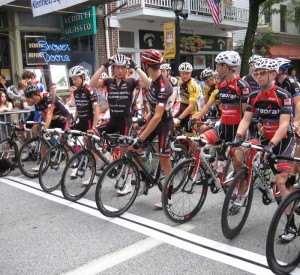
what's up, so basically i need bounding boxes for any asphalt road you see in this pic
[1,168,300,275]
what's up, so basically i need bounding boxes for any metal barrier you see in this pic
[0,109,31,141]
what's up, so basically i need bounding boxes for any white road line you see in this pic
[2,176,297,274]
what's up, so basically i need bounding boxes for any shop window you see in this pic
[119,31,135,48]
[19,12,63,28]
[280,5,287,33]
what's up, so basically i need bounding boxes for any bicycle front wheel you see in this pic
[95,158,140,217]
[18,137,50,178]
[221,168,254,239]
[61,150,96,201]
[0,139,18,177]
[162,159,208,223]
[39,144,70,193]
[266,190,300,274]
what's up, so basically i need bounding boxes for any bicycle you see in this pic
[0,121,26,177]
[266,155,300,275]
[17,121,53,178]
[161,135,236,223]
[38,128,84,193]
[221,141,281,240]
[95,135,188,217]
[60,130,117,201]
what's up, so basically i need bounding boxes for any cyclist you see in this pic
[232,58,296,242]
[242,54,261,93]
[174,62,200,136]
[160,63,178,106]
[194,68,220,133]
[69,65,99,132]
[201,51,250,171]
[128,49,174,207]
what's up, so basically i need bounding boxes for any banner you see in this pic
[31,0,88,17]
[163,22,176,59]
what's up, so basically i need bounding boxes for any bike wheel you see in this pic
[162,159,208,223]
[61,150,96,201]
[95,158,139,217]
[171,143,188,166]
[18,137,50,178]
[39,144,70,193]
[266,190,300,274]
[221,168,254,239]
[0,139,18,177]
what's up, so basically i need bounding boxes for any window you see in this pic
[280,5,287,32]
[119,31,135,48]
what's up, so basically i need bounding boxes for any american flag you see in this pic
[206,0,222,25]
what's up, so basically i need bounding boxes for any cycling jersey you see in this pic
[246,84,293,140]
[203,86,221,117]
[101,77,140,117]
[74,84,97,120]
[276,77,300,98]
[243,74,260,93]
[178,78,200,114]
[35,92,72,121]
[147,74,173,121]
[218,76,250,125]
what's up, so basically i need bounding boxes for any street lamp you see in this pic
[171,0,188,76]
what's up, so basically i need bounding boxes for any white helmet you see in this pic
[160,63,172,70]
[6,85,19,101]
[200,68,215,80]
[113,54,127,66]
[69,66,85,78]
[248,54,262,64]
[179,62,193,72]
[215,51,241,67]
[254,58,279,73]
[100,72,108,79]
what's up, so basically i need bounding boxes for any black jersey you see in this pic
[277,77,300,98]
[35,92,72,120]
[146,74,173,120]
[246,84,293,140]
[103,77,139,117]
[74,84,98,120]
[243,74,260,93]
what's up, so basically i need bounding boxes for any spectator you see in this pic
[288,67,298,81]
[0,91,13,140]
[49,83,57,93]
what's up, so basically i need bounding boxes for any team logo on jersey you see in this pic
[242,88,249,95]
[284,98,291,105]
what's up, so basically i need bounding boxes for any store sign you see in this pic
[31,0,88,17]
[139,30,227,52]
[25,36,71,65]
[63,7,97,40]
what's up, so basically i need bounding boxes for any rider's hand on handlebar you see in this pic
[231,134,244,147]
[137,118,146,127]
[132,137,144,150]
[264,142,275,156]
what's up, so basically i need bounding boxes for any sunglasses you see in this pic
[252,70,270,77]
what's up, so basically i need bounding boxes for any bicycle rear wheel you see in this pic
[95,158,139,217]
[0,139,18,177]
[162,159,208,223]
[266,190,300,274]
[18,137,50,178]
[39,144,70,193]
[221,168,254,239]
[61,150,96,201]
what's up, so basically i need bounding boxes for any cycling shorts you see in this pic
[96,116,132,136]
[72,118,93,132]
[202,123,238,144]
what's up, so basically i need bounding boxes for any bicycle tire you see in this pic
[0,139,18,177]
[39,144,70,193]
[61,150,96,201]
[266,190,300,274]
[18,137,51,178]
[95,158,140,217]
[221,168,254,239]
[162,158,208,223]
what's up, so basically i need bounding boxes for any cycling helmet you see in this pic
[160,63,172,70]
[215,51,241,67]
[69,66,85,78]
[25,83,39,98]
[200,68,215,80]
[141,49,163,65]
[100,72,108,79]
[179,62,193,72]
[6,85,19,101]
[254,58,279,73]
[248,54,262,64]
[112,54,127,66]
[274,57,291,73]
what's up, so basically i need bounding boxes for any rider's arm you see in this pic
[178,101,196,120]
[235,111,254,138]
[99,103,109,114]
[90,68,106,88]
[92,102,100,128]
[43,105,55,129]
[293,96,300,125]
[136,68,151,90]
[269,114,291,146]
[196,100,214,120]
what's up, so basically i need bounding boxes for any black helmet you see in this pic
[25,83,39,98]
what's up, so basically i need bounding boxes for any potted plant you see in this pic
[180,34,206,53]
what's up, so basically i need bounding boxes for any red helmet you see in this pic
[141,49,163,65]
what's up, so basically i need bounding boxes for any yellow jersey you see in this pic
[178,78,200,114]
